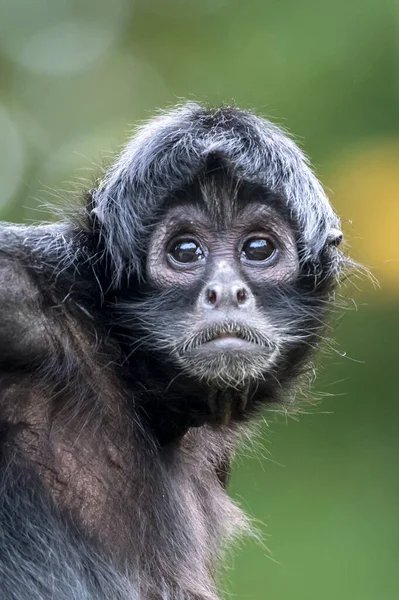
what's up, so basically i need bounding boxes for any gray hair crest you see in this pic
[91,102,340,284]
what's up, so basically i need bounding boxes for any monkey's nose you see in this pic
[204,282,252,309]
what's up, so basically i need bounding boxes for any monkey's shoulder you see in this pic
[0,255,50,365]
[0,222,112,373]
[0,222,57,297]
[0,223,78,364]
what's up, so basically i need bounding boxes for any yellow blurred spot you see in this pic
[328,139,399,293]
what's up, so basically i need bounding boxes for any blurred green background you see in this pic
[0,1,398,598]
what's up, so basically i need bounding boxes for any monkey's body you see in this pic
[0,222,242,599]
[0,104,344,599]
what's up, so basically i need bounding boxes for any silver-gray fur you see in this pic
[92,102,340,284]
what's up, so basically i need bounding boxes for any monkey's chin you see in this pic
[177,344,278,389]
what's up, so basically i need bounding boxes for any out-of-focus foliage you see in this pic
[0,1,397,598]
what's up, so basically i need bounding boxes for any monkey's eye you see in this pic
[168,239,205,264]
[241,237,276,262]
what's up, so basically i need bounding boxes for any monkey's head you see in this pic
[93,104,345,392]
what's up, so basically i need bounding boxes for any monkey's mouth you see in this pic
[175,322,280,386]
[201,336,255,351]
[180,322,273,354]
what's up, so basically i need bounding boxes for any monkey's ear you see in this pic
[326,228,343,247]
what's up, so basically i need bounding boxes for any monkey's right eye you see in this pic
[168,239,205,264]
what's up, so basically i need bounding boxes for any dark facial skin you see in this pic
[147,202,299,287]
[145,180,299,388]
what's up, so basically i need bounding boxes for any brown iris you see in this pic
[241,237,276,262]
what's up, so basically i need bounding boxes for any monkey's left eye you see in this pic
[168,239,205,264]
[241,237,276,262]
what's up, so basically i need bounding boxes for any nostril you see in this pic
[204,283,250,308]
[236,287,247,305]
[206,287,218,305]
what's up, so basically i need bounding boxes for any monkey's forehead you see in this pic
[159,175,293,231]
[159,201,289,226]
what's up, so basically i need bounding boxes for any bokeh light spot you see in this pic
[329,140,399,292]
[0,0,133,75]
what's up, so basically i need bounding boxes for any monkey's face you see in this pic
[133,172,327,390]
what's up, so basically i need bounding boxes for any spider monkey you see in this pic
[0,103,344,600]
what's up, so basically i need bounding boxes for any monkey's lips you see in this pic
[178,323,274,358]
[199,333,257,352]
[188,329,265,354]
